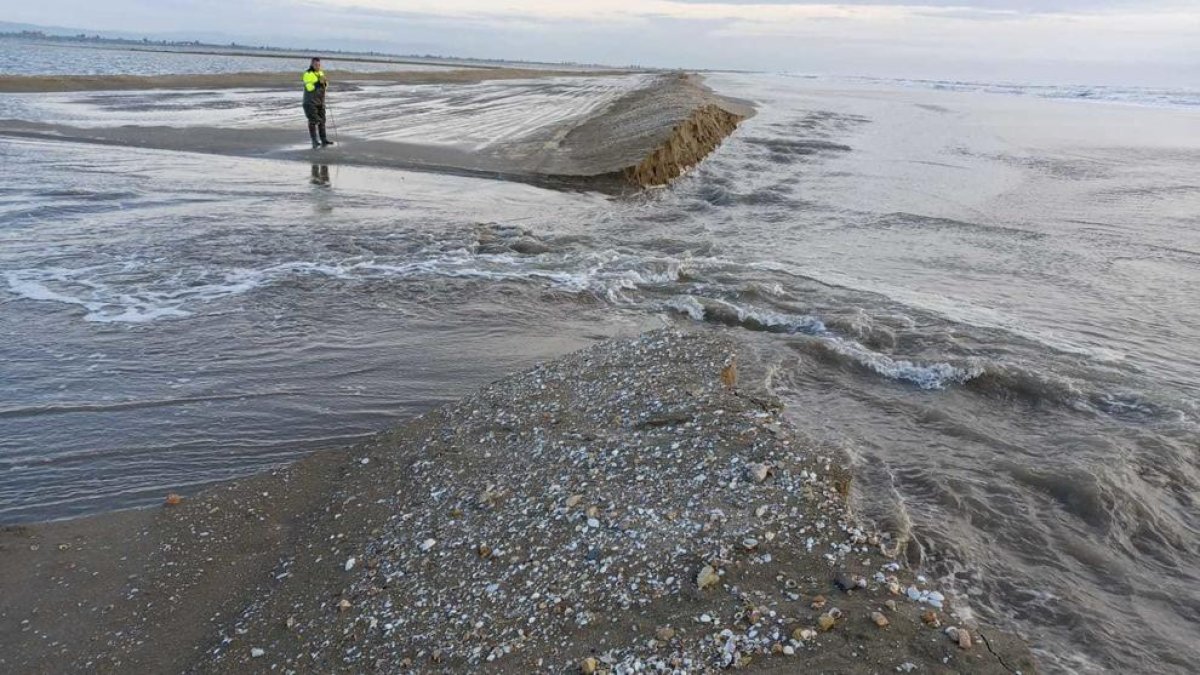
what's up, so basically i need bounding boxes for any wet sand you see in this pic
[0,72,751,188]
[0,331,1034,673]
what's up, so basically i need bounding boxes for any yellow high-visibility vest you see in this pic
[303,69,325,92]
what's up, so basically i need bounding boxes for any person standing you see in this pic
[302,58,333,149]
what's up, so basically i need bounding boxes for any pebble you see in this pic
[811,595,827,610]
[655,627,676,641]
[818,613,837,631]
[581,656,599,674]
[871,611,890,628]
[344,557,357,572]
[696,565,720,590]
[921,610,940,627]
[793,627,816,640]
[338,599,352,612]
[566,495,583,508]
[420,538,437,552]
[783,645,795,656]
[746,463,771,483]
[250,647,265,658]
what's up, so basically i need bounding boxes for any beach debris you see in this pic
[945,626,973,649]
[337,599,352,612]
[818,613,838,631]
[581,656,600,674]
[793,627,817,641]
[871,611,890,628]
[720,356,738,389]
[811,595,827,610]
[419,538,437,552]
[477,543,493,559]
[164,494,183,506]
[921,610,941,627]
[250,647,265,658]
[696,564,720,590]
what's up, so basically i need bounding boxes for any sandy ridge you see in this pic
[0,330,1035,673]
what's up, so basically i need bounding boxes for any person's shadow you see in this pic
[310,164,332,187]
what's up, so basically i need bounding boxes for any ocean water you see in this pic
[838,75,1200,109]
[2,47,1200,673]
[0,38,460,76]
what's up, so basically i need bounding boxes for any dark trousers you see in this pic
[304,102,328,145]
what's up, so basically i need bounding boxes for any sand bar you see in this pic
[1,72,751,188]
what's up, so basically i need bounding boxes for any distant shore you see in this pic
[0,67,625,93]
[0,330,1035,673]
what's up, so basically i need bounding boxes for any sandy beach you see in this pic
[0,330,1035,673]
[4,39,1199,674]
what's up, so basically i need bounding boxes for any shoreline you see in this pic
[0,330,1035,673]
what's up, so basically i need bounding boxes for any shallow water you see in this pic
[2,54,1200,673]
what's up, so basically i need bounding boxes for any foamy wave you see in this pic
[1,250,690,324]
[822,339,983,390]
[750,261,1127,364]
[664,293,979,390]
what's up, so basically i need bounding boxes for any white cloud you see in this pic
[7,1,1199,86]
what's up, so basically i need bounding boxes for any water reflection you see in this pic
[310,163,331,187]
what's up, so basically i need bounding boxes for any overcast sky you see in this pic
[9,1,1200,86]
